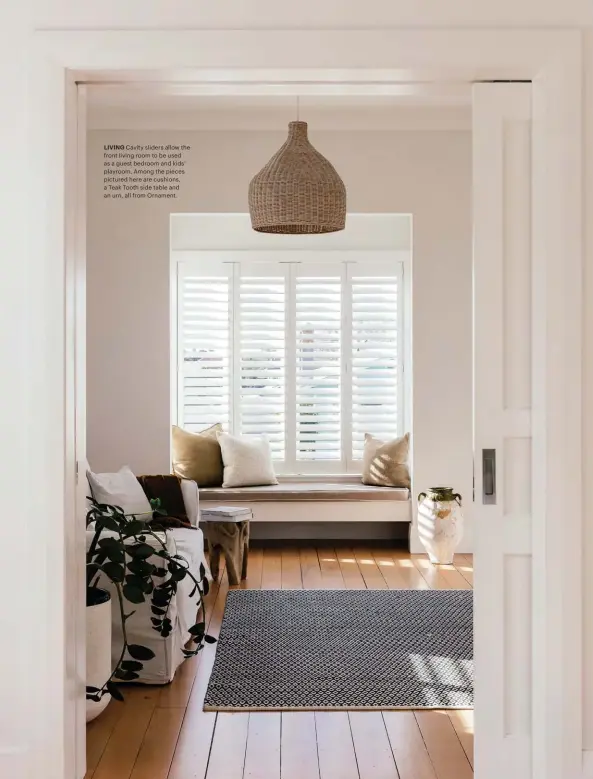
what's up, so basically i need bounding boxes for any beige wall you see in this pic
[86,127,473,547]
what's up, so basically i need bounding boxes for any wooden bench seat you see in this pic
[199,482,409,502]
[198,480,411,526]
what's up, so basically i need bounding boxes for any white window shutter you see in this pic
[294,267,342,462]
[178,263,232,432]
[176,253,405,473]
[237,265,287,460]
[349,264,401,460]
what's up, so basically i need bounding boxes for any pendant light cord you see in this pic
[296,95,300,121]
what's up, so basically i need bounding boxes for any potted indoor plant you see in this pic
[86,500,213,721]
[417,487,463,564]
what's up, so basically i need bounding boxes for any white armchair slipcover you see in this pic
[86,478,209,684]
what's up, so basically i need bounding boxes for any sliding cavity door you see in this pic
[472,83,533,779]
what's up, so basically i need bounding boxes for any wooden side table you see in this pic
[200,507,252,586]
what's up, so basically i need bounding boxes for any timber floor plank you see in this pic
[415,710,473,779]
[281,712,320,779]
[205,712,250,779]
[242,713,281,779]
[382,711,437,779]
[315,711,360,779]
[261,548,283,590]
[353,548,388,589]
[335,548,366,589]
[300,546,324,588]
[349,712,399,779]
[91,687,160,779]
[281,547,303,589]
[317,547,345,589]
[129,707,185,779]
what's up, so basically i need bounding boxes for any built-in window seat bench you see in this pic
[199,477,411,527]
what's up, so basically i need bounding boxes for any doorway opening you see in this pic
[36,29,582,779]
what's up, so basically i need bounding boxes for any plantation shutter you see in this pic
[178,262,232,432]
[349,263,401,461]
[236,264,287,460]
[294,266,342,462]
[177,253,404,473]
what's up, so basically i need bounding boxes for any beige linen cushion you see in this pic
[171,423,224,487]
[216,431,279,488]
[361,432,411,488]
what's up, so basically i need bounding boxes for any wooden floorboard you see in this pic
[448,710,474,769]
[91,687,160,779]
[335,548,366,589]
[243,713,281,779]
[129,707,185,779]
[85,698,126,779]
[300,547,324,588]
[315,711,359,779]
[415,711,473,779]
[353,548,388,589]
[261,548,282,589]
[206,712,249,779]
[281,712,320,779]
[88,544,474,779]
[281,547,303,589]
[317,547,345,589]
[349,712,399,779]
[382,711,437,779]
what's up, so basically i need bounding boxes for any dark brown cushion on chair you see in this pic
[137,474,193,529]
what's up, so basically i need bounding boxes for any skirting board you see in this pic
[249,521,410,542]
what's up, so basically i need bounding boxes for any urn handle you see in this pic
[453,493,462,505]
[417,492,427,503]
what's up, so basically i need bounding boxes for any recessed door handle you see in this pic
[482,449,496,504]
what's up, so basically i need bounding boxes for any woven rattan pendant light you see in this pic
[248,105,346,234]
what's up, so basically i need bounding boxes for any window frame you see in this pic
[174,249,409,475]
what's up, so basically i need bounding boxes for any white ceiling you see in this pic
[86,84,472,131]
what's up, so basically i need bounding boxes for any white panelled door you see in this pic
[472,83,533,779]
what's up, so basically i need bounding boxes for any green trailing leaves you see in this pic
[127,542,155,559]
[188,622,205,637]
[204,635,217,644]
[123,519,147,536]
[120,660,143,671]
[127,644,156,661]
[106,681,124,701]
[122,584,145,604]
[127,558,156,577]
[101,561,125,583]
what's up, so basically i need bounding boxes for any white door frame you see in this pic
[30,28,582,779]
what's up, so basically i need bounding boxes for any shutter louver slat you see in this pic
[240,277,286,459]
[181,275,230,432]
[351,276,399,460]
[296,276,342,461]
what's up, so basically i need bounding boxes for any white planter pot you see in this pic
[86,589,112,722]
[417,488,464,565]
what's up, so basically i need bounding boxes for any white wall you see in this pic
[86,127,473,547]
[31,0,592,28]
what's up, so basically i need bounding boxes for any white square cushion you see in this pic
[86,465,153,522]
[216,432,278,488]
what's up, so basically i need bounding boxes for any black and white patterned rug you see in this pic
[204,589,473,711]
